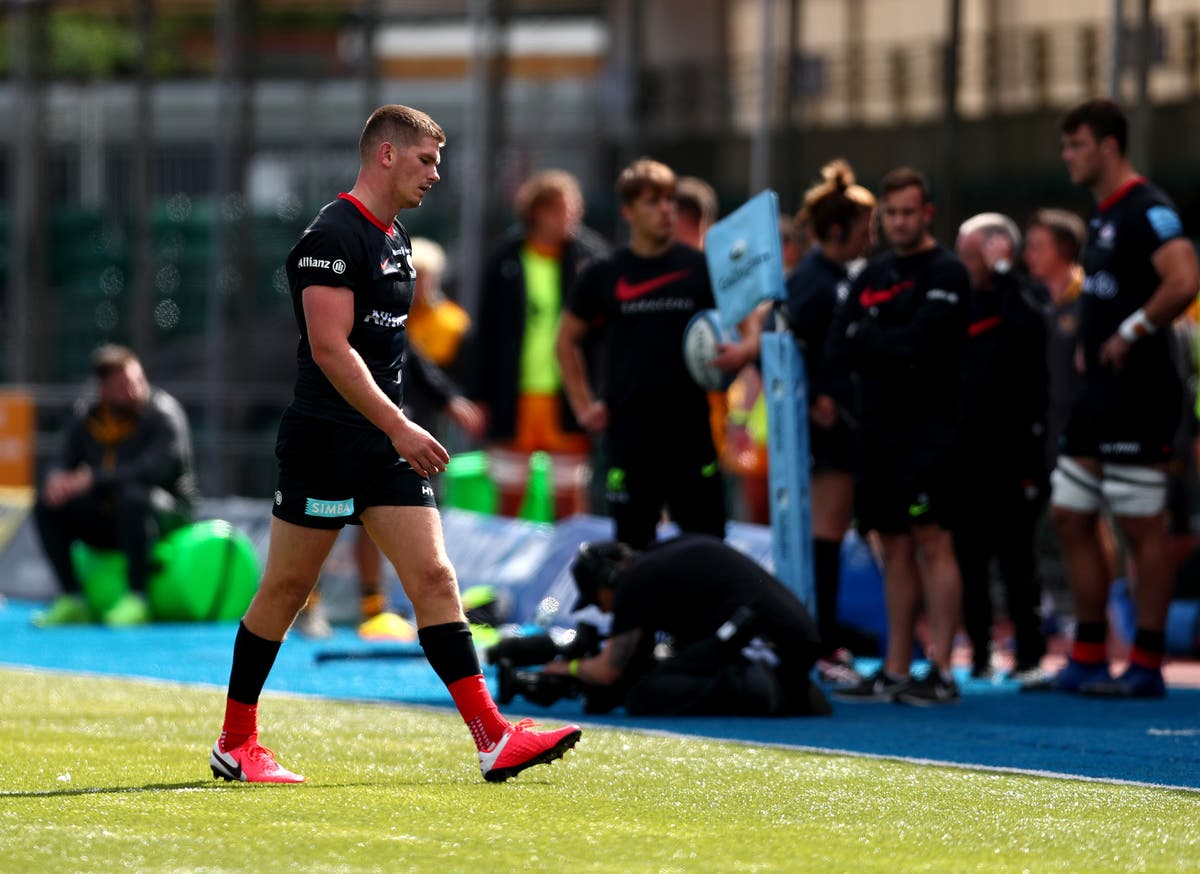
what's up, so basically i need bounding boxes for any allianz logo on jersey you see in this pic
[305,497,355,518]
[298,256,347,274]
[364,310,408,328]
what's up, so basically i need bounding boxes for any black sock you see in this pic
[418,621,481,686]
[813,538,842,655]
[1075,620,1108,645]
[227,622,282,706]
[1133,628,1166,657]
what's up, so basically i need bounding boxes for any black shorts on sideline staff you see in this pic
[855,434,955,535]
[272,408,436,530]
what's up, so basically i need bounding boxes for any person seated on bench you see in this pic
[33,344,199,627]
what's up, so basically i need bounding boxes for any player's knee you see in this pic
[1049,502,1094,543]
[258,568,319,614]
[405,557,459,608]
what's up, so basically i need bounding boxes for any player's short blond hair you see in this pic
[514,170,584,226]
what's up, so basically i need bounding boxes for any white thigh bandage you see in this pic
[1100,463,1168,517]
[1050,457,1104,513]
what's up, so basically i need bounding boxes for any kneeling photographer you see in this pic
[495,534,831,717]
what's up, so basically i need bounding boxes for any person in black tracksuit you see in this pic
[826,167,970,706]
[952,213,1051,678]
[711,159,877,682]
[557,158,725,549]
[781,162,876,679]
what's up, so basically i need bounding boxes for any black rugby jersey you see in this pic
[285,193,416,428]
[1079,178,1185,383]
[781,246,848,401]
[827,243,970,439]
[567,243,714,417]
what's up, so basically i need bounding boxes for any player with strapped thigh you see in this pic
[208,105,580,784]
[1026,99,1200,698]
[556,158,726,549]
[824,167,971,707]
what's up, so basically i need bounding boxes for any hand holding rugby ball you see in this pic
[682,309,737,391]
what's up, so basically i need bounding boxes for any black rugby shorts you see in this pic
[272,409,436,530]
[855,435,955,535]
[1061,372,1181,465]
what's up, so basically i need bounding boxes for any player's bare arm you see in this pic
[555,310,608,433]
[1145,238,1200,325]
[1099,238,1200,370]
[303,283,449,477]
[544,629,642,686]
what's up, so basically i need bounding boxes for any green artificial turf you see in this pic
[2,667,1199,873]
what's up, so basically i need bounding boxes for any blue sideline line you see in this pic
[3,600,1198,791]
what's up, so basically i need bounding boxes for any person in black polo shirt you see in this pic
[827,167,970,706]
[556,158,726,549]
[1028,99,1200,699]
[208,105,580,785]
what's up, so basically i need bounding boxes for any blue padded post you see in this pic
[760,330,814,612]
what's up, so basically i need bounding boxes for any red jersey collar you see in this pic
[338,192,392,234]
[1097,175,1146,213]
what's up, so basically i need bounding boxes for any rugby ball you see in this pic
[682,309,736,391]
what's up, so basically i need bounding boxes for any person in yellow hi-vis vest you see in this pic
[465,170,608,520]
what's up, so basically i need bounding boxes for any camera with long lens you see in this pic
[490,623,606,709]
[496,660,585,707]
[484,622,602,667]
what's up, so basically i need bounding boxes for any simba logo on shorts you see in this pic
[305,497,355,518]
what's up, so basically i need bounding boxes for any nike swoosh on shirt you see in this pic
[614,269,692,301]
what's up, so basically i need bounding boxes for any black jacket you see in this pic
[56,387,199,509]
[957,271,1051,484]
[465,227,608,442]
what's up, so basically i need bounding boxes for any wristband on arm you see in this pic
[1117,307,1157,343]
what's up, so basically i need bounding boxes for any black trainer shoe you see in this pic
[831,670,910,703]
[894,670,959,706]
